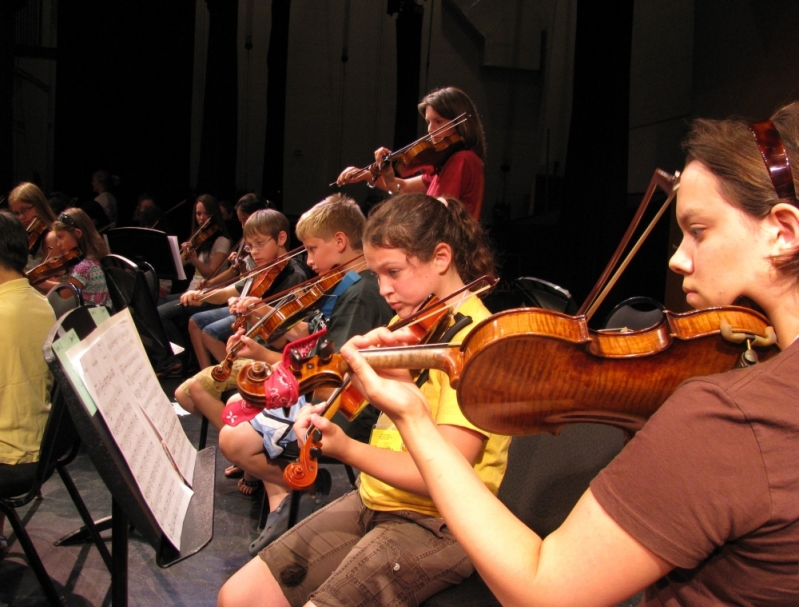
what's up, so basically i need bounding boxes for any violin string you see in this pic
[196,246,307,303]
[341,113,470,183]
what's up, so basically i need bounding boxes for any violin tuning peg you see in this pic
[289,349,304,372]
[318,339,336,363]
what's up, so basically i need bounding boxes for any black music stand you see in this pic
[105,227,183,281]
[43,306,215,607]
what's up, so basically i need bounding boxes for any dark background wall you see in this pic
[6,0,799,316]
[53,0,196,228]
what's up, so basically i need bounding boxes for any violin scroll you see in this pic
[283,430,323,491]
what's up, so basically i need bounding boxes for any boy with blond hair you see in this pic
[207,195,391,551]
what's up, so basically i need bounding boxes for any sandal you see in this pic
[224,465,244,480]
[155,360,183,378]
[238,475,262,496]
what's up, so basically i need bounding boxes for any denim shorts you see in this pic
[190,307,235,341]
[260,490,474,607]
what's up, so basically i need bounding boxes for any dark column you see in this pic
[556,0,635,307]
[261,0,291,209]
[391,0,424,149]
[54,1,196,221]
[197,0,239,198]
[0,1,24,192]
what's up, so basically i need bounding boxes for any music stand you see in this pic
[43,306,215,607]
[105,227,183,281]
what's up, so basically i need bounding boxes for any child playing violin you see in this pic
[336,86,487,219]
[182,207,305,371]
[175,208,311,411]
[217,195,391,511]
[217,193,511,607]
[7,182,58,278]
[156,194,231,375]
[36,208,111,308]
[195,193,270,291]
[340,104,799,606]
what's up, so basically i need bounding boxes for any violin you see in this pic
[333,114,470,185]
[275,168,780,440]
[25,248,82,286]
[229,257,292,332]
[227,241,250,276]
[276,283,498,491]
[280,305,778,437]
[380,133,465,178]
[26,217,48,255]
[197,245,306,299]
[180,217,219,261]
[211,258,365,381]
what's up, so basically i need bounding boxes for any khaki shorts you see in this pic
[178,358,251,401]
[260,490,474,607]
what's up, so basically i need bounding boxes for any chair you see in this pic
[101,253,172,362]
[483,276,576,315]
[601,296,665,331]
[515,276,577,313]
[421,424,626,606]
[0,384,110,606]
[46,281,83,320]
[139,260,160,303]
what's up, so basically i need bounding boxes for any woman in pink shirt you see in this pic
[337,87,486,219]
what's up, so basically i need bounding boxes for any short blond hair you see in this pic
[295,193,364,250]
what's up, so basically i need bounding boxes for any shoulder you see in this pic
[72,258,99,274]
[443,149,483,170]
[327,270,392,326]
[590,349,799,567]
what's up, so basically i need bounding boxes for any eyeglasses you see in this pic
[11,204,34,218]
[244,237,274,253]
[57,212,79,229]
[749,120,797,202]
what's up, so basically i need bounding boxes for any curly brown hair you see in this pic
[363,193,495,285]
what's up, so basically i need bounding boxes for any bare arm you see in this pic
[298,400,485,496]
[340,342,673,607]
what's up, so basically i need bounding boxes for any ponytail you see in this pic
[364,193,495,284]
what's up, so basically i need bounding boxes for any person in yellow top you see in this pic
[0,211,55,559]
[218,193,511,607]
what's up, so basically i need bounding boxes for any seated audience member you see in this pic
[91,169,119,224]
[0,211,55,561]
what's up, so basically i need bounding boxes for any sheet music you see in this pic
[66,310,196,549]
[168,235,187,280]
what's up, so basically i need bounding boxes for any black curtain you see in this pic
[53,1,195,225]
[392,0,423,150]
[556,0,635,307]
[197,0,238,199]
[261,0,291,209]
[0,1,24,193]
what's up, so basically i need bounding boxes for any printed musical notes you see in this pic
[66,309,196,550]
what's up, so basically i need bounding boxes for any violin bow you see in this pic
[330,113,471,186]
[193,245,307,303]
[291,274,497,441]
[578,169,680,321]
